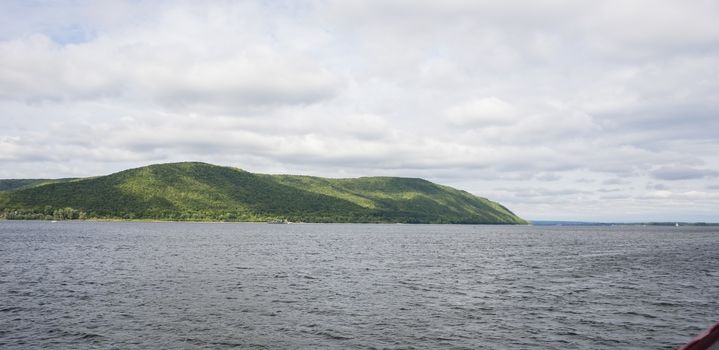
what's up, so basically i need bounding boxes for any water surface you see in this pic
[1,221,717,349]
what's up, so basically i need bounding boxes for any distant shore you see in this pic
[530,220,719,227]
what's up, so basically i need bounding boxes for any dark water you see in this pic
[1,221,717,349]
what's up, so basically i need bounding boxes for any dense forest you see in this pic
[0,162,526,224]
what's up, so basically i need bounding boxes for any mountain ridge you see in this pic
[0,162,526,224]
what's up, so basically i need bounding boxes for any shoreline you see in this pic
[3,218,716,226]
[0,218,529,225]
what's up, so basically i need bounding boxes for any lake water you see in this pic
[0,221,717,349]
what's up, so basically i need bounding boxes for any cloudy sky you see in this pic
[1,0,718,222]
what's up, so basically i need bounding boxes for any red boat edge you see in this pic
[680,321,719,350]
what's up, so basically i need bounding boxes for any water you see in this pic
[1,221,717,349]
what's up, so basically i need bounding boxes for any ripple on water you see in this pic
[0,222,717,349]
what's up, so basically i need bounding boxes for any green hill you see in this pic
[0,162,526,224]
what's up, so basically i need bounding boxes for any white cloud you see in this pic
[0,0,718,221]
[446,97,519,127]
[0,3,342,109]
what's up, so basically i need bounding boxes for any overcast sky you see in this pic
[1,0,718,222]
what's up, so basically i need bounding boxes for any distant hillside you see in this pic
[0,162,526,224]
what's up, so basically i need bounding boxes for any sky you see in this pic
[1,0,718,222]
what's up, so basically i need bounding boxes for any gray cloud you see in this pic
[650,167,719,181]
[603,178,631,185]
[535,173,561,182]
[648,183,669,191]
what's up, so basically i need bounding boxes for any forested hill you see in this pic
[0,162,526,224]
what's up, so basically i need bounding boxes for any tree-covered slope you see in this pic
[266,175,524,224]
[0,162,526,224]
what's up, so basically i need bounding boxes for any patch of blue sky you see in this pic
[47,24,96,45]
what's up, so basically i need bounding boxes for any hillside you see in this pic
[0,162,526,224]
